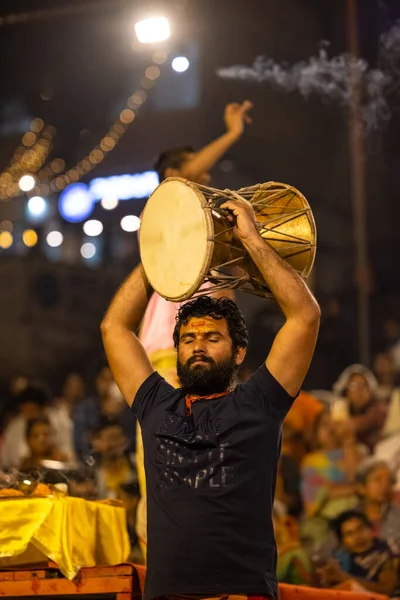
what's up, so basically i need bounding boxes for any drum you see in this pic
[139,177,316,302]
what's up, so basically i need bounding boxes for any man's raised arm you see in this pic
[180,101,252,182]
[220,197,320,397]
[101,264,154,406]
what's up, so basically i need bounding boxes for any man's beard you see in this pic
[177,353,237,396]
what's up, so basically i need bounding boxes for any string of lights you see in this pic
[47,49,168,195]
[0,47,168,205]
[0,120,56,201]
[0,48,169,252]
[0,1,190,258]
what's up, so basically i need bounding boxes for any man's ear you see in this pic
[235,346,247,366]
[164,167,180,179]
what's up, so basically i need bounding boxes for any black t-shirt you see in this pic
[131,364,296,600]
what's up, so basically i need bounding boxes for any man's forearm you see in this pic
[101,264,153,332]
[241,233,319,320]
[180,131,240,181]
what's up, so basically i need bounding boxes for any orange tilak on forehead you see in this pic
[187,317,217,331]
[179,316,228,338]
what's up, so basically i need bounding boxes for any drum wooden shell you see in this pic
[140,177,316,301]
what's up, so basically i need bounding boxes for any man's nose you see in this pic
[192,340,206,353]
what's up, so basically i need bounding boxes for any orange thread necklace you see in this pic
[185,389,232,416]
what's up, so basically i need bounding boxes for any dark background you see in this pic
[0,0,399,391]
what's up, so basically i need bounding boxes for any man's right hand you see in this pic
[224,101,253,138]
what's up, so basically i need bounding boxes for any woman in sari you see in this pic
[301,410,365,550]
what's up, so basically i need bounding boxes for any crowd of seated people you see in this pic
[0,314,400,591]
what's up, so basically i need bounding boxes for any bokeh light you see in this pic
[51,158,65,173]
[58,183,94,223]
[152,50,168,64]
[0,231,13,249]
[19,175,36,191]
[22,132,36,147]
[100,137,115,152]
[130,91,146,106]
[172,56,190,72]
[83,219,103,237]
[55,177,66,190]
[120,109,135,124]
[0,220,13,232]
[145,66,161,80]
[68,169,79,182]
[80,242,96,259]
[30,118,44,133]
[27,196,46,216]
[46,231,63,247]
[101,194,119,210]
[121,215,141,232]
[22,229,38,247]
[134,16,170,44]
[113,123,125,135]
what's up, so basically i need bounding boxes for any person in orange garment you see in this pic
[135,100,253,558]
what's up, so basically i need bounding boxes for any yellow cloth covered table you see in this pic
[0,496,130,579]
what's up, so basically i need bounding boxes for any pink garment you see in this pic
[138,202,212,355]
[139,282,213,354]
[139,293,180,354]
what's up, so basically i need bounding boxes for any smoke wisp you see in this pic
[218,21,400,133]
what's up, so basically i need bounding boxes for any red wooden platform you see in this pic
[0,562,142,599]
[0,562,389,600]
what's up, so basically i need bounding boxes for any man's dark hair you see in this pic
[26,417,50,440]
[173,295,249,351]
[331,510,371,542]
[154,146,195,182]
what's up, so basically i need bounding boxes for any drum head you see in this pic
[140,178,214,302]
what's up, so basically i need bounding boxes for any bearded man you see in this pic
[101,195,320,600]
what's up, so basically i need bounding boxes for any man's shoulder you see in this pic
[239,363,295,399]
[139,370,179,393]
[132,371,182,421]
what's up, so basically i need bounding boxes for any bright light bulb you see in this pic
[172,56,189,73]
[46,231,63,247]
[101,194,119,210]
[121,215,141,232]
[27,196,46,216]
[135,16,170,44]
[81,242,96,259]
[19,175,36,192]
[83,219,103,237]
